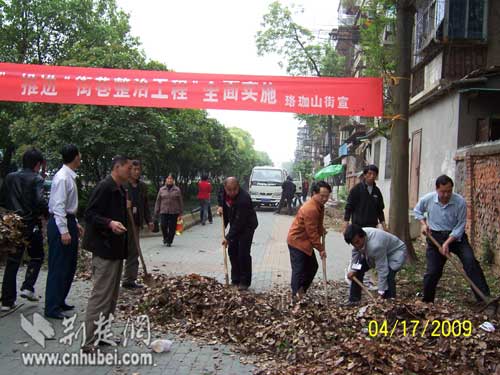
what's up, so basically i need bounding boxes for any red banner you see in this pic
[0,63,383,116]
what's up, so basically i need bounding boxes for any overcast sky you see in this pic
[117,0,339,167]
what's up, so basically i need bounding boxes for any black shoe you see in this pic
[60,304,75,311]
[163,239,167,245]
[97,339,120,346]
[45,312,69,320]
[209,221,213,224]
[122,282,144,289]
[166,243,171,247]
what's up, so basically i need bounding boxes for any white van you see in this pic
[249,166,286,207]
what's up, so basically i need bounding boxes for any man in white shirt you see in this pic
[45,144,83,319]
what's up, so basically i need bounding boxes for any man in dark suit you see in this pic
[217,177,258,291]
[82,155,131,347]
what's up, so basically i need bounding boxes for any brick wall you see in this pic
[456,142,500,273]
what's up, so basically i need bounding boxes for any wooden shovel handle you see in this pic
[221,217,229,286]
[127,208,149,276]
[352,276,377,302]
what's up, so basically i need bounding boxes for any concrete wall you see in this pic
[409,92,460,198]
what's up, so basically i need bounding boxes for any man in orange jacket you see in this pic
[287,181,331,302]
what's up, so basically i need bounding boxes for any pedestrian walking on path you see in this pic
[198,175,212,225]
[218,177,258,291]
[344,225,407,304]
[82,155,131,346]
[45,144,84,319]
[287,181,330,302]
[155,174,183,247]
[1,148,48,311]
[122,160,153,289]
[414,174,491,303]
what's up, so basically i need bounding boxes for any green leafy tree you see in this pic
[358,0,416,259]
[255,1,345,162]
[0,0,145,177]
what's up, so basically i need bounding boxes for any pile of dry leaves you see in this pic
[0,211,26,256]
[121,273,499,374]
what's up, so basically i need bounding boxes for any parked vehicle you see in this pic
[249,166,286,208]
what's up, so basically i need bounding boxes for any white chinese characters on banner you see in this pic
[13,71,355,112]
[171,80,188,100]
[203,82,219,103]
[40,74,58,96]
[223,80,239,101]
[76,76,93,97]
[133,78,149,98]
[151,78,169,99]
[241,81,258,102]
[338,96,349,109]
[113,77,131,98]
[21,73,39,96]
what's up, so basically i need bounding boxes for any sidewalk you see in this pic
[0,211,352,374]
[0,270,255,374]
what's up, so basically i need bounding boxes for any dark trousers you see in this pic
[123,222,140,284]
[45,216,78,315]
[228,229,254,287]
[199,200,213,223]
[199,199,210,224]
[1,223,44,307]
[160,213,178,245]
[423,231,490,302]
[289,245,318,296]
[349,258,397,302]
[277,196,293,215]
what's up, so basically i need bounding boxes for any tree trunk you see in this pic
[389,0,416,261]
[327,115,334,163]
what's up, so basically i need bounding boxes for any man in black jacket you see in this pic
[276,176,296,215]
[1,148,48,311]
[122,160,153,289]
[82,155,131,346]
[218,177,258,290]
[343,164,387,232]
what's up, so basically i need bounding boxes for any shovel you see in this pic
[351,275,378,302]
[127,208,154,285]
[427,233,499,313]
[321,234,328,307]
[221,217,229,286]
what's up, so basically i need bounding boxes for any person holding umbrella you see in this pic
[287,181,331,303]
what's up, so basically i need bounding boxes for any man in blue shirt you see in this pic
[414,175,490,303]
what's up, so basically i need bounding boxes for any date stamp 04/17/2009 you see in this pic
[367,319,473,338]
